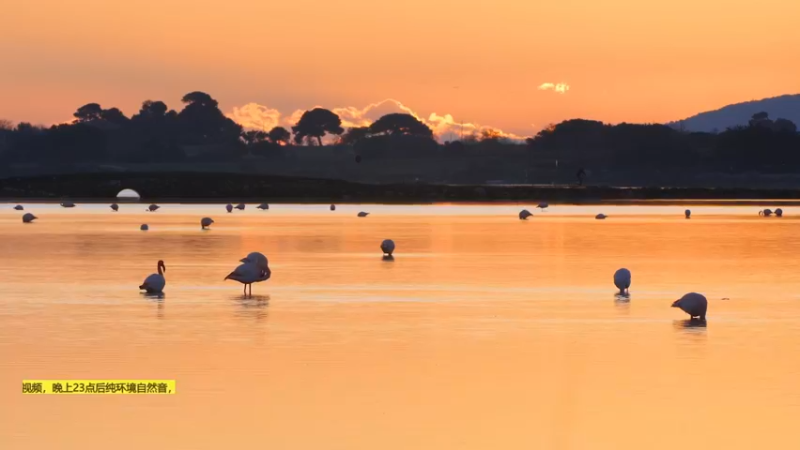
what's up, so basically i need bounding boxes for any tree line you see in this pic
[1,91,799,175]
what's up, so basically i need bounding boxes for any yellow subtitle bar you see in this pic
[22,380,176,394]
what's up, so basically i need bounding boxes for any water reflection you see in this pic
[614,293,631,313]
[382,255,395,262]
[141,292,165,301]
[673,318,708,330]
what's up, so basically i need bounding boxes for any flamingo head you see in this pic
[671,299,681,308]
[158,260,166,273]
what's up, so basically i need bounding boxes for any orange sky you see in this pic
[2,0,799,137]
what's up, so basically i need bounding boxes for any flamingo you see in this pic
[110,203,119,212]
[759,209,773,217]
[60,201,76,208]
[225,262,271,296]
[226,203,233,213]
[381,239,395,256]
[776,208,784,217]
[358,212,369,217]
[140,224,149,231]
[139,260,166,294]
[13,205,23,211]
[519,209,533,220]
[685,209,691,219]
[614,268,631,294]
[672,292,707,321]
[235,203,246,210]
[257,203,269,210]
[596,213,607,220]
[537,202,549,210]
[330,204,336,211]
[22,213,37,223]
[146,204,160,212]
[201,217,214,229]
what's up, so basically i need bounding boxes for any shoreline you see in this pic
[2,171,800,206]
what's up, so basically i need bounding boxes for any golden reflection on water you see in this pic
[2,204,800,449]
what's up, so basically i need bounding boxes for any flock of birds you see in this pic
[10,200,789,321]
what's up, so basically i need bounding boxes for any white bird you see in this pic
[139,260,166,294]
[759,209,773,217]
[146,204,160,212]
[235,203,246,210]
[60,201,76,208]
[671,292,707,320]
[14,205,23,211]
[358,212,369,217]
[226,203,233,213]
[140,224,149,231]
[614,268,631,294]
[330,204,336,211]
[519,209,533,220]
[201,217,214,229]
[22,213,37,223]
[685,209,691,219]
[239,252,269,273]
[110,203,119,212]
[596,213,607,220]
[225,262,271,296]
[381,239,395,256]
[775,208,784,217]
[257,203,269,210]
[537,202,549,210]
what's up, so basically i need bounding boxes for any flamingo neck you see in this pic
[158,265,164,276]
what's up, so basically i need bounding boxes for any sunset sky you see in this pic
[2,0,799,138]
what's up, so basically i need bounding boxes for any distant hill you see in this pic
[668,94,800,132]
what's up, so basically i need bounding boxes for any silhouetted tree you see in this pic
[339,126,370,145]
[292,108,344,146]
[241,130,268,145]
[177,91,242,146]
[267,126,291,145]
[73,103,104,123]
[368,113,433,138]
[134,100,170,120]
[100,107,129,126]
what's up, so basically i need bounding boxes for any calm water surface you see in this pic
[2,203,800,449]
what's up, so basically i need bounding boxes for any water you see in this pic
[2,202,800,449]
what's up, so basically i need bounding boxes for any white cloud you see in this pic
[227,99,527,143]
[538,82,570,94]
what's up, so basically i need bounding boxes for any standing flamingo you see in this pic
[139,260,166,294]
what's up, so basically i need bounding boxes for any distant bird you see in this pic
[226,203,233,213]
[613,268,631,294]
[139,260,166,294]
[225,262,271,296]
[13,205,23,211]
[22,213,37,223]
[685,209,691,219]
[146,204,160,212]
[330,204,336,211]
[201,217,214,229]
[235,203,246,210]
[775,208,784,217]
[381,239,395,256]
[239,251,269,273]
[537,202,549,210]
[672,292,707,320]
[595,213,607,220]
[60,201,75,208]
[140,224,149,231]
[519,209,533,220]
[358,212,369,217]
[759,209,773,217]
[257,203,269,210]
[110,203,119,212]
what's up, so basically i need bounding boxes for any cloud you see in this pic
[227,99,527,143]
[538,82,570,94]
[226,103,282,131]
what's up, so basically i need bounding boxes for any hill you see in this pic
[668,94,800,132]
